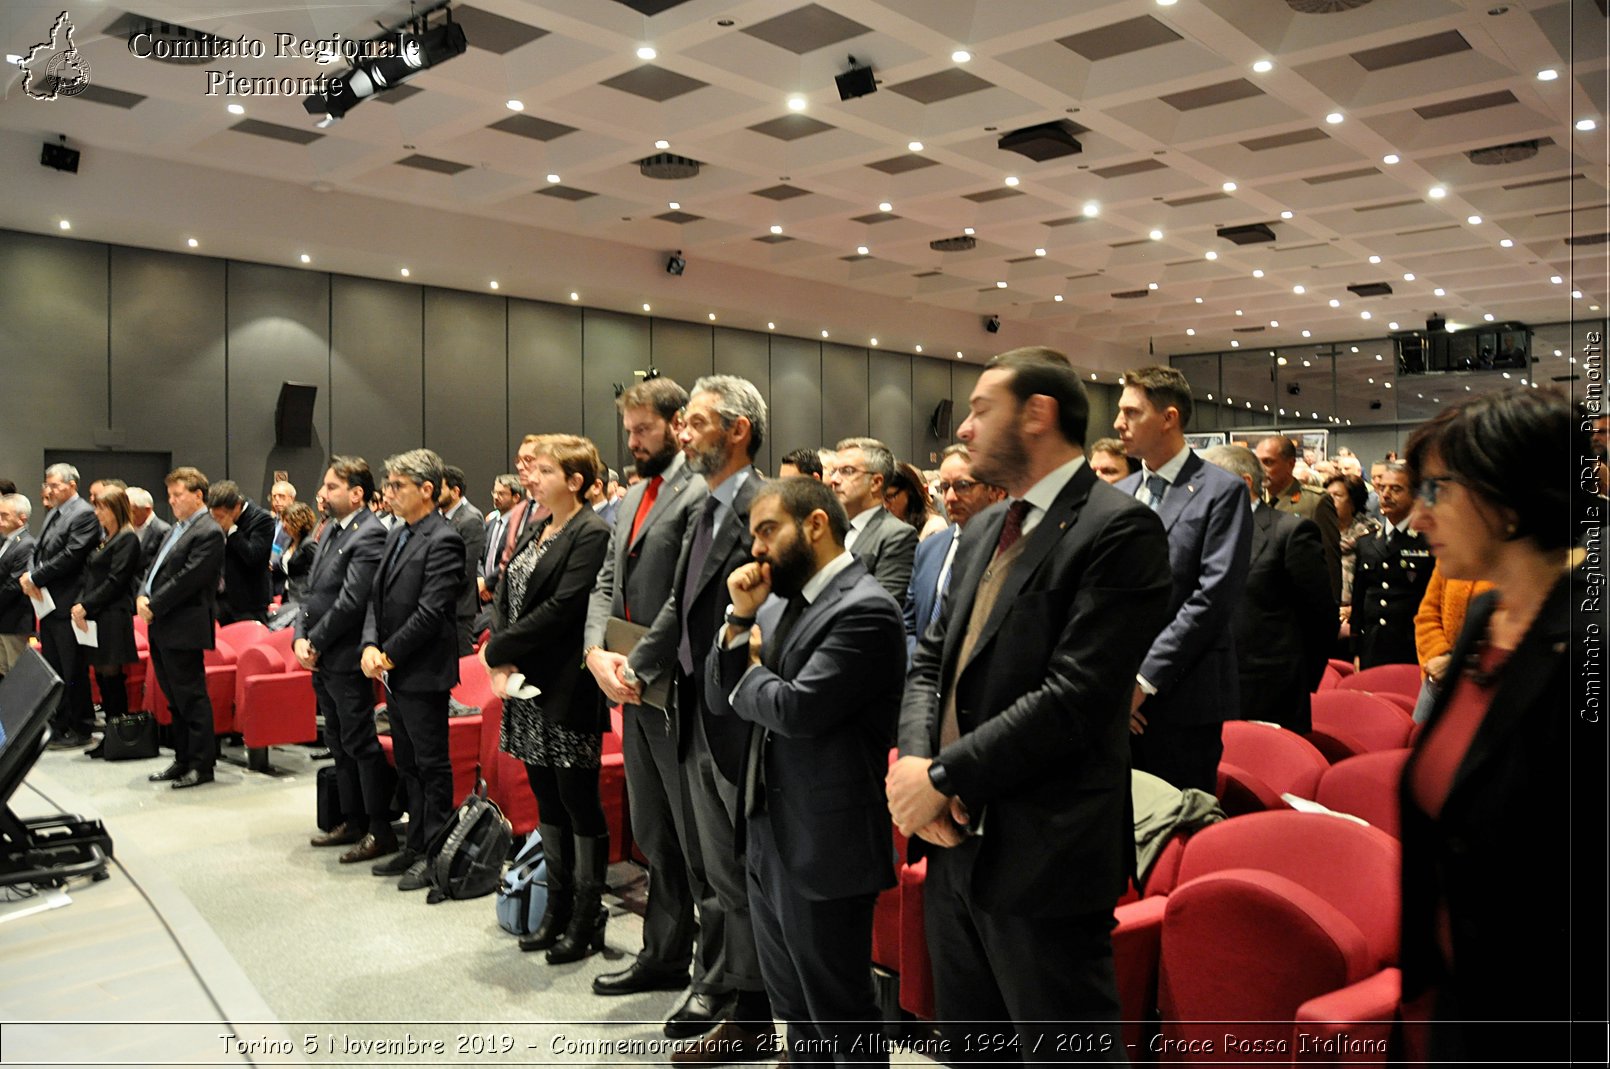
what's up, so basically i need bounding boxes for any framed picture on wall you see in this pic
[1184,432,1227,451]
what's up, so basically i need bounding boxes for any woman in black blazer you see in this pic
[482,433,611,964]
[72,486,142,758]
[1399,388,1604,1063]
[278,501,319,604]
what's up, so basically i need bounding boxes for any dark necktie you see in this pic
[381,525,412,585]
[482,515,503,574]
[677,496,721,674]
[1145,474,1168,512]
[995,500,1032,555]
[763,595,808,672]
[312,518,342,579]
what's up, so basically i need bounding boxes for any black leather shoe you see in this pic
[171,768,214,789]
[48,731,94,750]
[148,762,186,782]
[373,847,419,877]
[594,959,691,997]
[663,991,734,1039]
[396,859,430,891]
[310,822,364,848]
[83,740,105,759]
[340,833,399,864]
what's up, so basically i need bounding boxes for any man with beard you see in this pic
[888,347,1172,1058]
[706,477,905,1066]
[904,444,1004,660]
[618,375,778,1059]
[584,378,716,1005]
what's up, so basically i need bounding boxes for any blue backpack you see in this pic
[495,830,549,935]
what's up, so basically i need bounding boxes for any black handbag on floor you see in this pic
[102,711,159,761]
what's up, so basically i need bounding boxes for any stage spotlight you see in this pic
[303,6,467,124]
[666,251,686,276]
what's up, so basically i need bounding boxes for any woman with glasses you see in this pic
[72,486,141,759]
[1399,387,1603,1062]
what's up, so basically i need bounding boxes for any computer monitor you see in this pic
[0,648,64,815]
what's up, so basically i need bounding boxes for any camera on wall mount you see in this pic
[984,315,1000,334]
[666,251,686,276]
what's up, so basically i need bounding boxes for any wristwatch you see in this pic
[927,760,956,797]
[724,603,757,630]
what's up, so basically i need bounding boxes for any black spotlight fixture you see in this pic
[835,54,877,101]
[666,250,686,276]
[303,3,467,124]
[40,135,79,174]
[984,315,1001,334]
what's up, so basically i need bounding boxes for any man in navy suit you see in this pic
[139,467,226,789]
[362,449,465,892]
[903,444,1004,661]
[296,456,393,862]
[21,464,102,748]
[889,347,1173,1056]
[206,480,275,625]
[1114,366,1252,793]
[708,477,905,1066]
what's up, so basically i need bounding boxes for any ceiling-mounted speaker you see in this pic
[1217,223,1277,245]
[1466,139,1541,165]
[835,59,877,101]
[930,235,977,252]
[1285,0,1373,12]
[639,153,701,180]
[1426,315,1447,333]
[998,120,1084,162]
[275,382,318,448]
[929,399,954,439]
[1347,282,1394,298]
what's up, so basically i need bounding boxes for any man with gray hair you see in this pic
[0,494,37,679]
[1202,445,1335,733]
[126,487,172,576]
[21,464,102,747]
[830,436,918,601]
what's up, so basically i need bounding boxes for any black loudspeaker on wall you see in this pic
[929,398,954,440]
[275,382,318,448]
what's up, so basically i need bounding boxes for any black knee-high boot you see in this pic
[519,824,572,952]
[546,833,608,964]
[88,668,126,758]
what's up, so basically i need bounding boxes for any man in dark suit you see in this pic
[904,444,1004,661]
[21,464,102,748]
[1255,435,1343,601]
[0,494,38,680]
[295,456,393,862]
[888,347,1173,1057]
[138,467,226,789]
[1352,461,1432,669]
[206,480,274,625]
[362,449,465,892]
[1204,445,1336,734]
[1115,366,1253,793]
[437,465,484,656]
[127,487,172,578]
[585,379,715,1002]
[709,477,905,1066]
[623,375,777,1056]
[829,438,916,602]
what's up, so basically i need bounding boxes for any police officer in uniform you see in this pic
[1350,461,1432,668]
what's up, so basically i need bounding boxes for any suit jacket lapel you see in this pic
[384,516,430,591]
[691,469,756,602]
[1249,505,1276,567]
[1154,452,1200,532]
[780,559,862,660]
[628,456,690,555]
[518,519,576,611]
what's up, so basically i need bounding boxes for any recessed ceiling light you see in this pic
[1499,238,1514,248]
[400,267,409,277]
[1484,313,1495,321]
[1186,328,1196,336]
[1222,181,1238,192]
[1551,275,1563,284]
[907,140,924,152]
[1428,186,1447,199]
[1148,282,1159,290]
[1195,296,1204,303]
[1375,353,1383,360]
[1230,339,1240,347]
[1433,287,1446,297]
[705,312,715,321]
[1301,330,1311,338]
[570,292,579,301]
[1351,346,1359,353]
[1382,153,1400,165]
[227,103,246,116]
[298,252,310,263]
[1156,0,1178,6]
[1555,349,1564,357]
[1573,289,1583,298]
[1083,201,1100,217]
[668,201,680,210]
[1325,111,1344,124]
[1205,250,1218,260]
[1389,321,1399,330]
[1054,295,1064,302]
[963,227,975,236]
[637,46,657,60]
[1252,60,1273,74]
[787,95,807,111]
[1090,373,1098,380]
[1576,118,1597,131]
[546,174,561,184]
[1035,247,1047,257]
[1235,309,1243,316]
[996,281,1008,288]
[857,245,869,255]
[643,303,651,311]
[768,321,776,330]
[506,99,524,112]
[878,201,892,212]
[1368,255,1382,264]
[956,351,965,359]
[951,49,972,63]
[770,224,783,234]
[1270,320,1280,328]
[1329,298,1341,308]
[655,139,670,150]
[870,338,879,346]
[1293,284,1305,294]
[915,344,923,352]
[489,280,499,290]
[1252,269,1264,278]
[1467,215,1483,225]
[1361,310,1372,319]
[187,238,199,248]
[822,330,829,337]
[1149,229,1163,240]
[1004,175,1019,187]
[1403,273,1415,281]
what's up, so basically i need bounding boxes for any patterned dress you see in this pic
[497,528,602,769]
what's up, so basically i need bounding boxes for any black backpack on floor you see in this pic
[423,767,512,905]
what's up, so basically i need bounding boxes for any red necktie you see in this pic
[629,476,663,545]
[995,500,1031,555]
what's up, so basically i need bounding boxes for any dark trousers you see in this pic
[40,616,93,736]
[1129,721,1223,794]
[749,813,884,1067]
[315,667,390,833]
[925,839,1126,1066]
[622,698,703,979]
[387,688,452,852]
[150,645,214,772]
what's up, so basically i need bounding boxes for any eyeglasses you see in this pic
[833,465,866,479]
[383,478,419,492]
[936,479,978,494]
[1415,475,1460,507]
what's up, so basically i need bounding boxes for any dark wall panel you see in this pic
[331,275,423,477]
[581,310,649,473]
[425,288,506,497]
[650,318,714,395]
[912,357,954,467]
[768,336,822,476]
[509,300,583,452]
[868,352,913,463]
[109,246,226,485]
[713,328,772,474]
[1086,382,1120,445]
[820,343,869,448]
[0,232,108,518]
[228,262,330,500]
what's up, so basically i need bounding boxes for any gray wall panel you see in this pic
[109,246,226,484]
[425,288,506,497]
[712,328,772,473]
[649,319,714,396]
[768,336,822,476]
[228,261,330,500]
[868,353,914,463]
[912,357,953,467]
[0,231,108,517]
[331,275,423,476]
[820,343,869,448]
[509,299,583,450]
[581,310,649,472]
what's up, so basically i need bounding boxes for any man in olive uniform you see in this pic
[1350,462,1432,669]
[1255,435,1341,602]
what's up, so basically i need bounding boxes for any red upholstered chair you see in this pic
[1306,691,1414,763]
[896,858,934,1021]
[872,750,907,974]
[1315,749,1411,840]
[1326,658,1355,680]
[1336,662,1422,700]
[1152,811,1402,1063]
[232,628,318,771]
[1317,664,1341,692]
[1216,721,1330,816]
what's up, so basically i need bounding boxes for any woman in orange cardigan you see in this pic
[1411,561,1493,722]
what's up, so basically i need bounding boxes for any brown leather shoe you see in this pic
[310,822,363,848]
[339,832,399,864]
[670,1020,779,1065]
